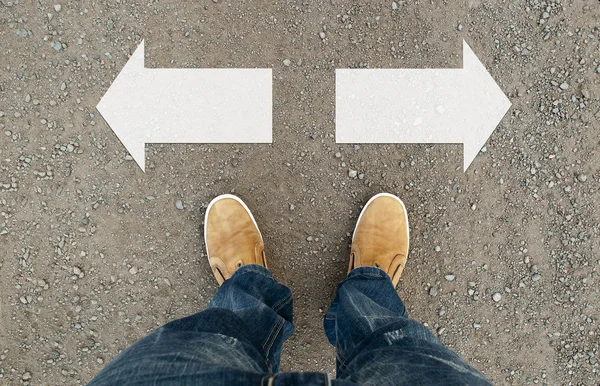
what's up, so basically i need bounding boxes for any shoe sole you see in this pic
[204,194,263,261]
[352,192,410,252]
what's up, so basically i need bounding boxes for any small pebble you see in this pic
[444,274,455,281]
[492,293,502,302]
[429,286,438,296]
[54,4,62,12]
[282,59,291,67]
[559,82,569,90]
[319,32,326,39]
[531,273,542,282]
[348,169,358,178]
[577,174,587,182]
[175,200,183,210]
[581,87,590,99]
[392,1,398,9]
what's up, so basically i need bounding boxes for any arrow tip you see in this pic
[96,40,147,172]
[127,140,146,172]
[461,40,511,172]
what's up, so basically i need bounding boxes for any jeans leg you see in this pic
[324,266,491,386]
[88,264,294,386]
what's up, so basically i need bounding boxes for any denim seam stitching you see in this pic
[336,342,347,370]
[263,319,280,351]
[272,293,292,312]
[263,317,284,354]
[265,318,284,353]
[337,346,347,362]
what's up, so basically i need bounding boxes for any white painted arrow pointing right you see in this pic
[335,40,511,171]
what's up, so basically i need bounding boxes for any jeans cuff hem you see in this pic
[231,264,273,280]
[347,266,392,281]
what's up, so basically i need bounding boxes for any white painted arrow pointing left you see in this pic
[97,40,272,171]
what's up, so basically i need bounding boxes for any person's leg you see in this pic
[325,267,490,385]
[88,195,294,385]
[89,265,293,385]
[324,193,491,385]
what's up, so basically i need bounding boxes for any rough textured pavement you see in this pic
[1,0,599,384]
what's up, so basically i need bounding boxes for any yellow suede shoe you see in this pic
[204,194,267,285]
[349,193,410,287]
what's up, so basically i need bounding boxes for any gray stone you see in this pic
[429,286,437,296]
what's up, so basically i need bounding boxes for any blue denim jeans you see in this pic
[88,265,491,385]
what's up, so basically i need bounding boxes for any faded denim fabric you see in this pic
[88,265,491,386]
[324,266,491,385]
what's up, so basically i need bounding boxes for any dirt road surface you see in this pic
[1,0,599,384]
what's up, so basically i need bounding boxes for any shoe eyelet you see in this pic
[237,261,243,268]
[374,262,380,268]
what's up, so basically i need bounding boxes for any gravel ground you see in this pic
[1,0,599,384]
